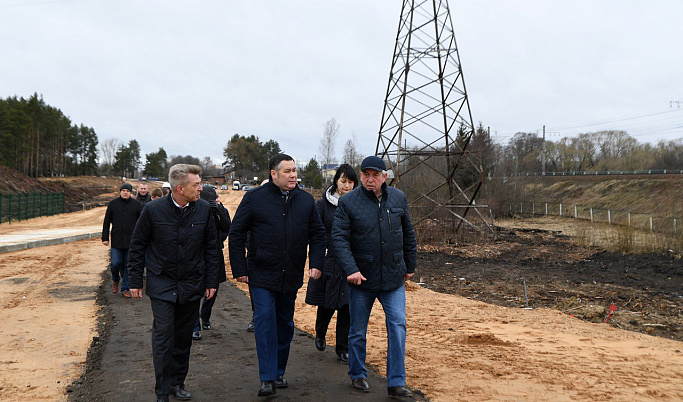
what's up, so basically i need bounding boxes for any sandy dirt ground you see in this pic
[1,190,682,401]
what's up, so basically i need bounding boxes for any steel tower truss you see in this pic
[376,0,494,238]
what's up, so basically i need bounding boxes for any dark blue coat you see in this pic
[127,195,219,303]
[228,181,326,294]
[331,183,417,292]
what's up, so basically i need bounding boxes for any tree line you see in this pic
[0,94,98,177]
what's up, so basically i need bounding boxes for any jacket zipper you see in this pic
[387,208,392,230]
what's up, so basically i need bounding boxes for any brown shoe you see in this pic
[388,386,413,397]
[122,290,132,298]
[352,377,370,392]
[112,282,119,293]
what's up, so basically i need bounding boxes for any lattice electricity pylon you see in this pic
[376,0,495,240]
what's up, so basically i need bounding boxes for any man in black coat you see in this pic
[128,164,219,402]
[135,182,152,205]
[229,154,325,397]
[101,182,142,298]
[191,185,231,340]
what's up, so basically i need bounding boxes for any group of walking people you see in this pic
[101,154,417,401]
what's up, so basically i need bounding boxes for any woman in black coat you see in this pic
[305,164,358,362]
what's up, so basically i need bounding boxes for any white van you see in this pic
[232,181,241,190]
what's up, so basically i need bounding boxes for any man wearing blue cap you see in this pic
[331,155,417,397]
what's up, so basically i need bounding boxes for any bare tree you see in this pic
[342,132,363,168]
[319,118,340,184]
[100,138,119,166]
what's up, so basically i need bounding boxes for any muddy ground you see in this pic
[416,223,683,342]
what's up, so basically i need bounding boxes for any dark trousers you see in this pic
[315,305,350,356]
[194,285,219,332]
[150,297,201,396]
[250,286,297,381]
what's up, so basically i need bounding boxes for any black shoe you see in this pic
[258,381,276,397]
[247,318,255,332]
[192,331,201,340]
[274,376,288,388]
[156,394,169,402]
[337,352,349,363]
[315,336,326,351]
[170,384,192,400]
[388,386,413,397]
[352,377,370,392]
[202,321,211,330]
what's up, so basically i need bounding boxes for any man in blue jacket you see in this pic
[229,153,325,397]
[128,164,219,402]
[332,155,417,398]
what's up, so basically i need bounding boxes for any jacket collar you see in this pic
[360,182,387,202]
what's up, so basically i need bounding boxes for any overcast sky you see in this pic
[2,0,682,167]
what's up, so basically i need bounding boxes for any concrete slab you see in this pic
[0,227,102,254]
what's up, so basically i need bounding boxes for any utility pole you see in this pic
[541,125,546,176]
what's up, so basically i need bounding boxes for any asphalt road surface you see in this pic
[68,274,425,401]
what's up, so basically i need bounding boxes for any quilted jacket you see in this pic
[228,181,326,294]
[127,195,219,303]
[331,183,417,292]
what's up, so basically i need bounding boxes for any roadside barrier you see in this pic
[0,192,65,224]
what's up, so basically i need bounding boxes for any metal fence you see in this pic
[0,192,65,224]
[511,201,681,236]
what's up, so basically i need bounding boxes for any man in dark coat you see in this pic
[332,155,417,398]
[128,164,219,402]
[191,185,231,340]
[135,182,152,204]
[229,153,325,397]
[101,182,142,298]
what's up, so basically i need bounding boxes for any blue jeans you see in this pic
[348,285,407,388]
[110,248,129,292]
[250,286,297,381]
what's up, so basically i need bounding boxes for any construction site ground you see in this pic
[0,188,681,401]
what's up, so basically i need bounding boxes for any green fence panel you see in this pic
[0,192,65,224]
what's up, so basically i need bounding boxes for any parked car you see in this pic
[232,181,241,190]
[220,184,228,190]
[241,185,253,191]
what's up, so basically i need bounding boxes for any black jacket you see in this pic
[136,193,152,205]
[128,195,219,303]
[305,186,349,309]
[332,183,417,292]
[228,181,326,294]
[101,196,142,249]
[212,203,231,283]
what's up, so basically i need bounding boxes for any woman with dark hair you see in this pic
[305,163,358,363]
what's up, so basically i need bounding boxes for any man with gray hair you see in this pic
[129,164,219,402]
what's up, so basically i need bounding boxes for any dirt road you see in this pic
[0,190,682,401]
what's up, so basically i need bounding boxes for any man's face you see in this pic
[137,184,148,195]
[360,169,387,195]
[271,160,297,191]
[177,174,202,203]
[120,189,131,199]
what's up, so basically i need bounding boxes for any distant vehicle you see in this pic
[232,181,241,190]
[241,185,253,191]
[220,184,228,190]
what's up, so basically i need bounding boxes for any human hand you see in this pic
[405,272,415,281]
[347,272,366,286]
[102,241,109,247]
[131,289,143,298]
[309,268,322,280]
[205,288,216,299]
[236,276,249,283]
